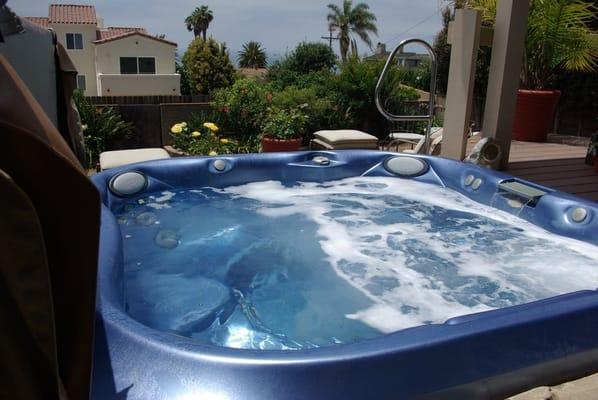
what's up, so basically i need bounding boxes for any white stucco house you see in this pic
[25,4,180,96]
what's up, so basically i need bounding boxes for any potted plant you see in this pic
[586,133,598,172]
[260,107,308,152]
[469,0,598,142]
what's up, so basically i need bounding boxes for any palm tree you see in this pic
[185,5,214,41]
[238,41,268,69]
[327,0,378,62]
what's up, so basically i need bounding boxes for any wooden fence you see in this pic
[87,95,595,151]
[87,95,212,149]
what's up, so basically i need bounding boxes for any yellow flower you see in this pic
[191,131,201,137]
[220,138,229,144]
[203,122,219,132]
[170,123,183,134]
[180,122,187,128]
[208,150,218,156]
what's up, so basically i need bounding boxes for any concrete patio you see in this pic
[509,372,598,400]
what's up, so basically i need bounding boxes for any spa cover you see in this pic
[0,55,100,399]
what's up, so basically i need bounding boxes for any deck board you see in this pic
[464,136,597,202]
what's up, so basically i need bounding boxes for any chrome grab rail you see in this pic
[375,38,438,153]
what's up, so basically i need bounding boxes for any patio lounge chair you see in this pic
[310,129,379,150]
[387,127,443,154]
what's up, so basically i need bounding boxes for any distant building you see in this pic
[368,42,430,69]
[237,68,268,80]
[25,4,180,96]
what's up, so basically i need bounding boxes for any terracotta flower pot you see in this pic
[512,89,561,142]
[261,136,302,152]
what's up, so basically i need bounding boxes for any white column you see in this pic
[441,9,482,160]
[482,0,530,170]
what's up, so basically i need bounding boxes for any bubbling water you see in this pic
[115,177,598,350]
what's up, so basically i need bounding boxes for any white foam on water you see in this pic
[146,203,171,209]
[145,191,176,209]
[220,177,598,333]
[153,190,176,203]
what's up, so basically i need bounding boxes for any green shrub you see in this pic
[286,42,336,74]
[334,59,420,138]
[397,60,431,92]
[73,90,134,168]
[176,60,192,95]
[271,85,348,134]
[261,107,308,140]
[183,37,236,94]
[267,42,336,89]
[267,58,421,138]
[266,60,301,89]
[268,65,336,91]
[211,78,273,139]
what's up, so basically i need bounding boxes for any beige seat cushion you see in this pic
[389,127,443,141]
[314,130,378,145]
[311,138,378,150]
[100,148,170,170]
[388,132,425,141]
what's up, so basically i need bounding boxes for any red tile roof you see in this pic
[49,4,96,24]
[93,30,177,47]
[23,5,174,46]
[23,17,50,28]
[96,27,148,41]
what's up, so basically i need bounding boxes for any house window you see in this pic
[66,33,83,50]
[138,57,156,74]
[120,57,156,74]
[76,75,86,91]
[120,57,138,74]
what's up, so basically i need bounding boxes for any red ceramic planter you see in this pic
[512,89,561,142]
[261,136,302,152]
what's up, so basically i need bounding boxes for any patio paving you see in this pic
[508,372,598,400]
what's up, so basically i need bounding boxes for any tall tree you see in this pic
[183,37,236,94]
[238,41,268,69]
[327,0,378,62]
[185,5,214,40]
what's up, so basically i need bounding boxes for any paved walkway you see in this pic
[508,372,598,400]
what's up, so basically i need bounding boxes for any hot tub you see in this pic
[91,151,598,399]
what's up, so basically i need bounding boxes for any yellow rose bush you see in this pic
[203,122,219,132]
[169,117,235,156]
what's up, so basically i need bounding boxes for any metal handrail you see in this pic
[375,38,438,153]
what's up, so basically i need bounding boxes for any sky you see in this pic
[10,0,451,62]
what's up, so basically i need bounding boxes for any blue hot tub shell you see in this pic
[91,151,598,400]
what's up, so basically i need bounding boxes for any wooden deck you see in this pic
[466,138,597,202]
